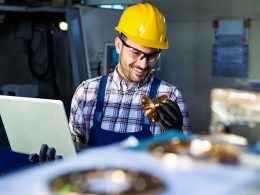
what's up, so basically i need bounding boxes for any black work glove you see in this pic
[29,144,63,164]
[157,99,183,130]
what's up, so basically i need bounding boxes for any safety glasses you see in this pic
[119,36,161,63]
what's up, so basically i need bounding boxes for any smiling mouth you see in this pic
[133,67,146,77]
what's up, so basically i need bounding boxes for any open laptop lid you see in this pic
[0,95,76,158]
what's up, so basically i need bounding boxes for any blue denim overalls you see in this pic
[88,75,160,146]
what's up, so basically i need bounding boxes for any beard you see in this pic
[118,57,153,84]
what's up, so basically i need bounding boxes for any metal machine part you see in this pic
[141,95,168,124]
[50,168,165,195]
[148,137,240,164]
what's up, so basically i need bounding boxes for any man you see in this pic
[30,3,191,162]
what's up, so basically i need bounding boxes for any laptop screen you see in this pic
[0,95,76,158]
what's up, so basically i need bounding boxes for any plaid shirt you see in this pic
[69,69,191,143]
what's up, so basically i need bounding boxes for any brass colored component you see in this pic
[148,138,239,164]
[205,142,239,164]
[50,168,165,194]
[148,138,191,155]
[141,95,168,124]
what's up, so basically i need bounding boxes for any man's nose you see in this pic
[138,55,149,69]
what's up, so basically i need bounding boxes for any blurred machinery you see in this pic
[0,3,91,107]
[210,87,260,143]
[0,131,260,195]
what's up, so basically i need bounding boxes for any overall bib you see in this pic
[88,75,161,146]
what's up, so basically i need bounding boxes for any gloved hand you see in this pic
[29,144,63,164]
[157,99,183,130]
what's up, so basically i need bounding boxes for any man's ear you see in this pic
[114,36,122,54]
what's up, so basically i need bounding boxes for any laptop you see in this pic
[0,95,77,158]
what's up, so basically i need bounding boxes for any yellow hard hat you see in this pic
[115,3,168,49]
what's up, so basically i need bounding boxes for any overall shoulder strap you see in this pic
[93,75,108,123]
[148,77,161,99]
